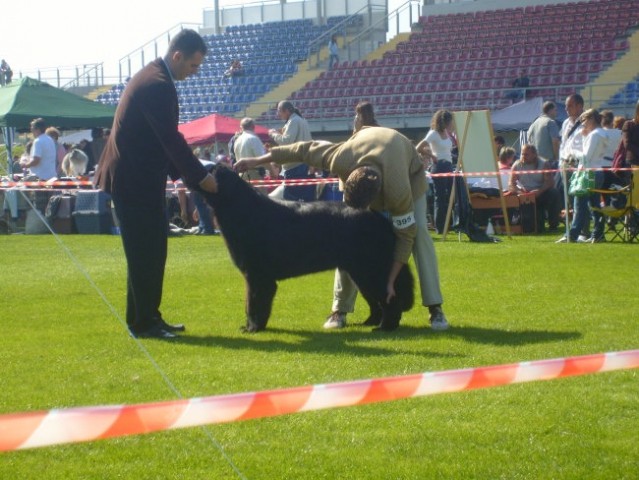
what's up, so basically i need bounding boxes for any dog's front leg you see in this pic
[242,274,277,333]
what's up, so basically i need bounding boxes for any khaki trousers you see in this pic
[331,192,443,313]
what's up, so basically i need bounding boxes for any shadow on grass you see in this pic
[443,325,582,346]
[171,324,463,359]
[168,322,581,355]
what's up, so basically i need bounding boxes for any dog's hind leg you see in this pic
[348,269,398,331]
[359,288,401,331]
[362,303,382,327]
[243,274,277,332]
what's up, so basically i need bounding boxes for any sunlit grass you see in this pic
[0,233,637,479]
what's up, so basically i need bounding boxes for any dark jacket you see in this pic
[95,58,207,206]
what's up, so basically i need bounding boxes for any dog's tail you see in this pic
[395,265,414,312]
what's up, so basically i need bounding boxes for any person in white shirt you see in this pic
[20,118,57,180]
[601,109,622,168]
[557,109,609,243]
[234,117,267,190]
[559,94,585,163]
[416,110,454,234]
[328,35,339,69]
[268,101,314,201]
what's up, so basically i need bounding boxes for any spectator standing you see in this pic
[78,139,96,174]
[94,29,217,339]
[268,100,313,201]
[558,94,586,208]
[20,118,57,180]
[527,101,560,165]
[234,117,267,187]
[18,141,33,175]
[235,126,450,331]
[45,127,68,177]
[560,94,585,164]
[0,59,12,85]
[418,110,455,234]
[622,102,639,165]
[189,147,217,235]
[508,144,561,233]
[613,116,626,130]
[328,35,339,70]
[613,102,639,185]
[600,110,622,190]
[556,109,608,243]
[90,128,107,171]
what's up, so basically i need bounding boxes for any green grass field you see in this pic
[0,232,637,479]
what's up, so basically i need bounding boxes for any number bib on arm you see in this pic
[392,212,415,229]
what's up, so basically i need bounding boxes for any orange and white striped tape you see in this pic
[1,349,637,452]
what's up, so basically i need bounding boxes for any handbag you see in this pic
[568,168,594,196]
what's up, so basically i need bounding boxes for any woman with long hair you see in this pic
[417,110,454,234]
[557,109,609,243]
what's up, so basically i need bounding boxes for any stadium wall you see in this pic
[422,0,597,16]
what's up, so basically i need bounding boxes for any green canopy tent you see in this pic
[0,77,115,174]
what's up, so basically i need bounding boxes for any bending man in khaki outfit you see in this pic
[235,126,449,331]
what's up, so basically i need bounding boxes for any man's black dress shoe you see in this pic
[157,319,186,332]
[130,326,178,339]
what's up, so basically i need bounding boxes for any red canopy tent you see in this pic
[178,113,270,145]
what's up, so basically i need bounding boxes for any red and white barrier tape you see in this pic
[1,349,636,452]
[1,167,636,189]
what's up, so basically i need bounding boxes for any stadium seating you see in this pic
[97,17,359,122]
[260,0,638,121]
[96,1,639,124]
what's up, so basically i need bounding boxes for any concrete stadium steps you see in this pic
[244,35,362,120]
[584,29,639,108]
[362,33,410,63]
[244,33,411,120]
[86,85,114,101]
[244,62,322,119]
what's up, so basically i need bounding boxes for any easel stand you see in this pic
[442,110,512,241]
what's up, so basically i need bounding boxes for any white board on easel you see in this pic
[443,110,512,239]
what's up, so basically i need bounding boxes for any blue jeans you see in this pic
[431,160,454,234]
[283,164,315,202]
[192,191,215,233]
[590,170,605,240]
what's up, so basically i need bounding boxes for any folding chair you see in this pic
[590,169,639,243]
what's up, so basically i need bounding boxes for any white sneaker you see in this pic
[577,235,589,243]
[555,236,568,243]
[323,312,347,329]
[429,311,450,331]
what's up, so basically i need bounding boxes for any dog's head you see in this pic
[198,163,257,206]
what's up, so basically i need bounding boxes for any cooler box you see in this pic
[25,209,50,234]
[46,194,77,234]
[73,190,112,234]
[25,191,56,234]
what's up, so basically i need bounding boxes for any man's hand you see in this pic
[385,260,404,304]
[234,158,259,172]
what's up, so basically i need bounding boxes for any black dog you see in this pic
[199,165,414,332]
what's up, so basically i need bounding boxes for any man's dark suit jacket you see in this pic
[95,58,207,205]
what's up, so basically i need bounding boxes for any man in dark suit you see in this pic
[95,29,217,339]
